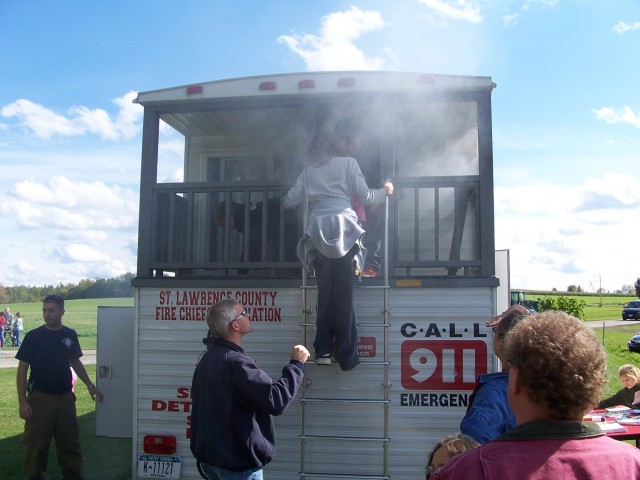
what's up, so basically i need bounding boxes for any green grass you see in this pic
[0,365,131,479]
[3,297,133,351]
[591,323,640,397]
[0,298,133,479]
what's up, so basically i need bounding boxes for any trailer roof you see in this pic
[134,71,495,106]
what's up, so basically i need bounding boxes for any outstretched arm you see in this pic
[70,357,104,402]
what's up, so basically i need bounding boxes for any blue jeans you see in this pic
[0,326,4,347]
[313,246,360,370]
[201,463,263,480]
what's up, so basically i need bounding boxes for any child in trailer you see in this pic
[283,129,393,371]
[425,434,479,479]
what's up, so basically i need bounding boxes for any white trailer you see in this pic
[125,71,500,479]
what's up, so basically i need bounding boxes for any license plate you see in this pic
[137,455,182,479]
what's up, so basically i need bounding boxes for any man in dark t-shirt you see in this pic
[16,294,104,480]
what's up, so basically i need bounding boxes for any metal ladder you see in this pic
[297,198,391,480]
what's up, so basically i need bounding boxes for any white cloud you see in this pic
[56,243,112,262]
[594,106,640,128]
[522,0,558,10]
[1,176,138,231]
[495,172,640,292]
[158,138,186,182]
[418,0,482,24]
[0,175,139,287]
[613,21,640,34]
[1,91,142,141]
[503,13,520,27]
[278,6,387,70]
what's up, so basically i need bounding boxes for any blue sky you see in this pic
[1,0,638,292]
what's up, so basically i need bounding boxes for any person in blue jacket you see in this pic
[459,305,529,443]
[190,299,310,480]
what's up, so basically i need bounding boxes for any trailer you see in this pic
[118,71,501,479]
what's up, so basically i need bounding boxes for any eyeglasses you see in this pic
[231,308,247,323]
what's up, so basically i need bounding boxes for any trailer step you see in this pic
[299,398,390,404]
[299,434,390,442]
[299,473,390,479]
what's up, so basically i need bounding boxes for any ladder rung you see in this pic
[300,398,390,404]
[299,473,390,479]
[300,434,390,442]
[304,361,390,367]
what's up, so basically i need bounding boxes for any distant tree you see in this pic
[621,284,633,295]
[567,285,577,292]
[0,285,8,304]
[4,273,135,303]
[552,287,557,292]
[577,285,583,292]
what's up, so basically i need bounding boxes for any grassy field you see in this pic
[526,292,634,321]
[0,298,133,479]
[4,297,134,350]
[1,295,639,477]
[0,365,131,479]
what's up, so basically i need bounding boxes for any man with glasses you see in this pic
[15,294,104,480]
[190,299,309,480]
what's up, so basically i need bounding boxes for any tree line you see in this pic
[0,273,135,304]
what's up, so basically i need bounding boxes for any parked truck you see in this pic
[100,71,503,479]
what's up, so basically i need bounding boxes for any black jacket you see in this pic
[190,338,304,471]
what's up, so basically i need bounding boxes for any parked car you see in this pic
[629,332,640,353]
[623,301,640,320]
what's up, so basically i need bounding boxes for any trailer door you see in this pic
[96,306,134,437]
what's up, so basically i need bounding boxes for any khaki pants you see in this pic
[23,390,84,480]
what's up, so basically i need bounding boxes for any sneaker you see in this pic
[340,361,360,371]
[362,268,378,278]
[316,355,331,365]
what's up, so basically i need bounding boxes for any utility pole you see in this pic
[599,274,602,307]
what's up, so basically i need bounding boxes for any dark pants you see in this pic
[23,390,83,480]
[201,463,263,480]
[313,247,360,370]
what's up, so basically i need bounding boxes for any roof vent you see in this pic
[186,85,203,95]
[259,81,277,91]
[298,79,315,89]
[338,77,356,87]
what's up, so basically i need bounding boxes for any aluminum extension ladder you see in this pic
[297,197,391,480]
